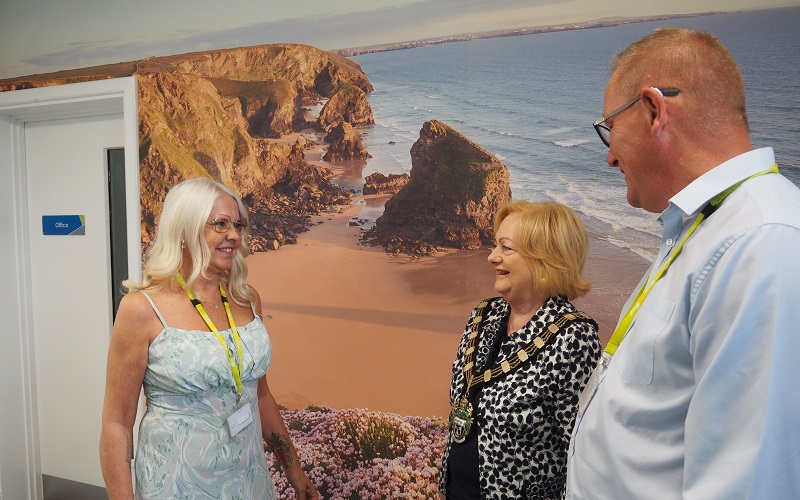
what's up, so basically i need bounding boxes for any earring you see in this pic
[181,240,186,249]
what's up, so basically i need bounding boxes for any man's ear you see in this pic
[641,87,668,134]
[641,87,663,119]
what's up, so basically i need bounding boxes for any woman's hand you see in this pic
[253,290,318,498]
[286,465,318,499]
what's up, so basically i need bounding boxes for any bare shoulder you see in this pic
[113,292,164,344]
[249,284,263,302]
[117,292,157,324]
[248,284,264,316]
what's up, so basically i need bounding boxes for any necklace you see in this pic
[448,299,490,444]
[194,288,222,309]
[448,298,596,444]
[194,296,220,309]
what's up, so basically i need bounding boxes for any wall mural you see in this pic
[0,6,796,498]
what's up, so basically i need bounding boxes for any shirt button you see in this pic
[666,237,675,246]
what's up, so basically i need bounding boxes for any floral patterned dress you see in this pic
[134,292,277,499]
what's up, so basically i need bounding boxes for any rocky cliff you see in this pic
[318,82,375,131]
[323,122,372,161]
[1,44,375,249]
[362,120,511,256]
[362,172,410,195]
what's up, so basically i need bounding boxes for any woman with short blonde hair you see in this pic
[441,200,599,499]
[493,201,591,300]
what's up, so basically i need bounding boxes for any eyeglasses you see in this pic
[207,215,248,234]
[593,87,680,147]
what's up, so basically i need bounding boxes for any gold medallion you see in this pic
[449,396,474,443]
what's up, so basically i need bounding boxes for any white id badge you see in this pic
[226,401,254,438]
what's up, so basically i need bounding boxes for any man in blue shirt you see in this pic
[566,27,800,499]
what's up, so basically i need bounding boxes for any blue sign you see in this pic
[42,215,85,235]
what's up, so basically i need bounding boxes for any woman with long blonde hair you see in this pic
[100,178,317,499]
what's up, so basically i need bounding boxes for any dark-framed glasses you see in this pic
[593,87,680,147]
[207,215,248,234]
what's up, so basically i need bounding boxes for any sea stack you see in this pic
[363,120,511,256]
[323,121,372,161]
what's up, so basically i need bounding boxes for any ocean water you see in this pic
[353,7,800,261]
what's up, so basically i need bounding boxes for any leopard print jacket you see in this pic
[439,296,601,499]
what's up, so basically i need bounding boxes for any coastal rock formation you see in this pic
[247,143,351,252]
[1,44,375,249]
[363,120,511,256]
[363,172,410,195]
[323,122,371,161]
[318,82,375,131]
[228,79,299,138]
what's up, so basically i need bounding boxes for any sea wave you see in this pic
[544,179,660,261]
[369,121,417,141]
[553,138,592,148]
[489,128,519,137]
[605,235,658,262]
[543,126,578,136]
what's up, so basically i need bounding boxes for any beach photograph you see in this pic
[2,1,798,497]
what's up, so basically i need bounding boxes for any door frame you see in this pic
[0,77,140,499]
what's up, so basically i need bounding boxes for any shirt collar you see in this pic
[667,147,776,218]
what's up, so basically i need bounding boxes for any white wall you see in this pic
[0,77,139,499]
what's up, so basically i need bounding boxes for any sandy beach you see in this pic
[252,131,652,419]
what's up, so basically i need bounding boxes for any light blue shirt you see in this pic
[566,148,800,499]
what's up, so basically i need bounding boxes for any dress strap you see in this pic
[140,291,167,327]
[250,300,259,318]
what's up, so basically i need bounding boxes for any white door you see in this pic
[25,114,122,497]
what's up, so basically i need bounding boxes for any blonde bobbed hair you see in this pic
[494,201,591,300]
[124,178,255,306]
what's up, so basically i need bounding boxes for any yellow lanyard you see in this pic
[176,274,244,395]
[605,163,779,356]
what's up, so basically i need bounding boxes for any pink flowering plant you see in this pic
[266,406,448,499]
